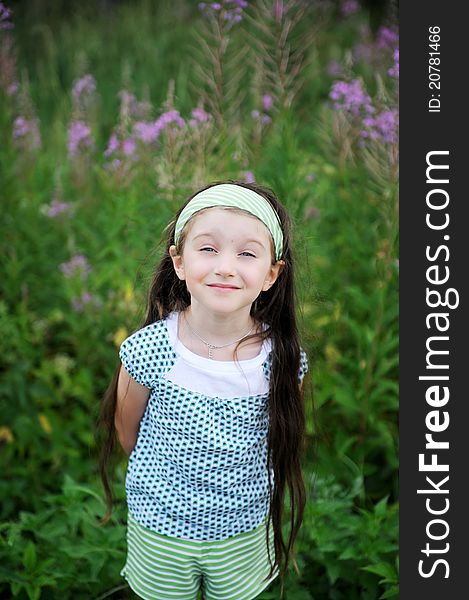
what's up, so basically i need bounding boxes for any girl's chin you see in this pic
[187,298,255,316]
[207,285,239,293]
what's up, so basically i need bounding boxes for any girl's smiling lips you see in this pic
[207,283,240,289]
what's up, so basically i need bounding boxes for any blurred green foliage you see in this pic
[1,1,398,598]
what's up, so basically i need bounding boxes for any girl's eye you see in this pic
[199,248,255,257]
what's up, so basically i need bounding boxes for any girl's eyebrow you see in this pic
[192,232,266,249]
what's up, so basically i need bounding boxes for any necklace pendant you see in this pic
[183,313,256,361]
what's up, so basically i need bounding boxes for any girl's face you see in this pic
[169,208,284,318]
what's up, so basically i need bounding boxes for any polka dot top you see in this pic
[119,311,309,541]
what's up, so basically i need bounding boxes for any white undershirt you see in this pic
[163,311,272,399]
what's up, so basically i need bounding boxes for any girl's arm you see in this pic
[115,365,151,455]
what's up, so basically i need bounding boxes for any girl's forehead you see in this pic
[186,207,270,238]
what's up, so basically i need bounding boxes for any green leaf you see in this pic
[326,561,341,585]
[361,561,397,583]
[23,541,37,571]
[334,387,359,411]
[25,583,41,600]
[379,584,399,598]
[62,475,105,506]
[374,495,390,516]
[338,546,358,560]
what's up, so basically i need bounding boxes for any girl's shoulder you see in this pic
[120,317,168,349]
[262,346,309,385]
[118,315,175,388]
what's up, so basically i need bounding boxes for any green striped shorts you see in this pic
[121,512,279,600]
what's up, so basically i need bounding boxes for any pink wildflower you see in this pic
[46,200,75,218]
[12,116,41,150]
[68,120,94,158]
[261,95,273,111]
[122,137,136,157]
[60,255,91,280]
[0,2,13,30]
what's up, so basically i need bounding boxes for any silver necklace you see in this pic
[184,314,255,359]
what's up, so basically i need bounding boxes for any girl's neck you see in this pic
[177,306,262,361]
[182,306,256,342]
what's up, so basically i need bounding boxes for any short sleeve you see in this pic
[119,328,156,389]
[262,347,309,385]
[298,348,309,385]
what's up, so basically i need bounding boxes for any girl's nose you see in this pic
[214,252,237,277]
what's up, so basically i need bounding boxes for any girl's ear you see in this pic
[262,259,285,291]
[169,245,185,280]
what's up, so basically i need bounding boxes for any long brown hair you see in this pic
[98,180,309,591]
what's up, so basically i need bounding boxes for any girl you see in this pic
[99,181,309,600]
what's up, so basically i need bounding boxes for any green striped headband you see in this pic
[174,184,284,260]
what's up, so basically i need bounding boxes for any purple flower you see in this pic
[71,291,101,312]
[118,90,136,108]
[7,81,18,95]
[251,109,271,125]
[103,133,139,165]
[376,26,399,50]
[12,116,41,150]
[72,74,96,101]
[117,89,150,119]
[199,0,247,23]
[13,116,31,137]
[352,42,373,63]
[261,94,273,111]
[273,0,284,21]
[122,137,136,157]
[104,132,120,157]
[106,110,186,163]
[103,158,122,172]
[60,255,91,280]
[330,79,374,117]
[72,292,92,312]
[362,109,398,144]
[46,200,75,218]
[305,173,316,183]
[156,110,185,130]
[340,0,359,17]
[68,120,94,158]
[133,120,161,143]
[388,48,399,79]
[190,107,211,124]
[244,171,255,183]
[0,2,13,30]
